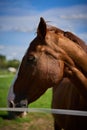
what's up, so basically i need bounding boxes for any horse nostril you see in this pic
[20,99,28,108]
[16,99,28,108]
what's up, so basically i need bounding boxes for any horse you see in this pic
[8,17,87,130]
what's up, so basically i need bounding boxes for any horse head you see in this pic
[7,18,66,117]
[7,17,87,118]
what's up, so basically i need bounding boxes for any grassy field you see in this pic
[0,72,54,130]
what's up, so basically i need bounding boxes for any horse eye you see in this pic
[27,55,36,64]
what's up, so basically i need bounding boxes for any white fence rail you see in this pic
[0,108,87,116]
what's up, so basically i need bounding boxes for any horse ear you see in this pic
[37,17,46,38]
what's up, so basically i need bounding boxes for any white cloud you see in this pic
[60,14,87,19]
[78,33,87,43]
[0,45,5,50]
[0,4,87,59]
[0,16,38,32]
[0,45,28,60]
[0,5,87,33]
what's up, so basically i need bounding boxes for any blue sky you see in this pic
[0,0,87,60]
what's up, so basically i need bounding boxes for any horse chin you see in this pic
[8,111,27,119]
[19,111,27,117]
[14,111,27,118]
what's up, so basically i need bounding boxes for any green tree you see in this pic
[7,59,20,69]
[0,54,20,69]
[0,54,7,68]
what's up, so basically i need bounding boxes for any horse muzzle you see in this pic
[8,99,28,118]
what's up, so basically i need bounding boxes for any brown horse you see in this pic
[8,17,87,130]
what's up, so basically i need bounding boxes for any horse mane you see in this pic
[64,31,87,53]
[47,25,87,53]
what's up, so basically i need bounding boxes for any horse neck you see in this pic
[64,31,87,53]
[55,32,87,72]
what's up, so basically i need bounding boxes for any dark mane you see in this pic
[47,25,87,53]
[64,31,87,53]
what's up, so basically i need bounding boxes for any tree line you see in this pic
[0,54,20,69]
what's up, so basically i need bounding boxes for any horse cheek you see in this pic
[46,59,64,85]
[52,60,64,85]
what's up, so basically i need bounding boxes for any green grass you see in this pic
[30,89,52,108]
[0,75,14,107]
[0,69,14,75]
[0,72,53,130]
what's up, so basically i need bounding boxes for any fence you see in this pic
[0,107,87,117]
